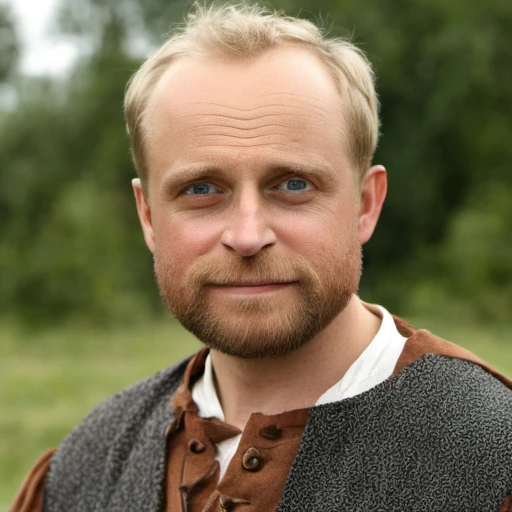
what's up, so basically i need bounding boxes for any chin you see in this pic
[179,297,345,359]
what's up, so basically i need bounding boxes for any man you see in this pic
[11,4,512,511]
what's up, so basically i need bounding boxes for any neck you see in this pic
[209,296,381,430]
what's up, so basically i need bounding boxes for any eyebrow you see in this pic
[161,165,227,191]
[161,160,336,190]
[270,161,336,181]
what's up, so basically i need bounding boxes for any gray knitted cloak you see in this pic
[43,343,512,511]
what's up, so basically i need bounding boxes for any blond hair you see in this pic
[124,3,380,187]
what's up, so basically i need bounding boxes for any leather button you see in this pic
[188,439,206,453]
[220,495,235,511]
[242,447,263,471]
[220,495,251,510]
[259,424,283,440]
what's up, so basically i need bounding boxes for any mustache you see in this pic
[185,254,318,287]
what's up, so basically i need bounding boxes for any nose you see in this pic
[221,192,277,257]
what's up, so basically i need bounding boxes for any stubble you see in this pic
[154,242,361,359]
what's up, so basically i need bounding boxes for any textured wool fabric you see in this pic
[40,353,512,511]
[43,358,190,512]
[12,319,512,512]
[276,355,512,511]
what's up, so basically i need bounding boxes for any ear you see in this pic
[358,165,387,245]
[132,178,155,253]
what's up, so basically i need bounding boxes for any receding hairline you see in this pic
[143,43,344,128]
[141,44,356,182]
[124,3,380,191]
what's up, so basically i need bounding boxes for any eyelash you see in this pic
[273,178,311,192]
[183,183,223,195]
[182,177,312,196]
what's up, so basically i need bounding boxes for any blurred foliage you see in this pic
[0,4,18,83]
[0,0,511,326]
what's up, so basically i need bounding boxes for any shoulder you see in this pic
[44,356,191,511]
[389,323,512,499]
[56,355,190,448]
[390,317,512,433]
[398,352,512,429]
[289,332,512,511]
[391,354,512,507]
[392,315,512,390]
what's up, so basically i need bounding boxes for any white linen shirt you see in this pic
[192,304,408,480]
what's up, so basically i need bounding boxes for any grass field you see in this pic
[1,316,511,509]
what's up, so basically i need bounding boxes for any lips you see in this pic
[214,280,296,287]
[207,281,297,294]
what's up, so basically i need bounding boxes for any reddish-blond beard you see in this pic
[155,243,361,359]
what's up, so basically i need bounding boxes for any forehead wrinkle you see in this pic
[184,114,329,135]
[196,142,303,150]
[174,105,331,135]
[191,98,330,116]
[255,92,332,113]
[173,103,329,123]
[195,136,303,148]
[175,111,299,123]
[174,92,331,116]
[186,122,294,132]
[148,108,342,163]
[185,120,329,146]
[185,126,306,143]
[193,132,297,141]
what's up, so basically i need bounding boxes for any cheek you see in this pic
[152,210,222,269]
[276,203,358,257]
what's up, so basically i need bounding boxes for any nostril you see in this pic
[220,224,277,258]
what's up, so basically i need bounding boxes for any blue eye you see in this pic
[286,179,307,191]
[184,183,221,195]
[276,179,310,192]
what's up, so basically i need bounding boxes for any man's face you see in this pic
[136,47,367,359]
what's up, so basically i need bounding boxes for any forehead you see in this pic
[144,47,349,181]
